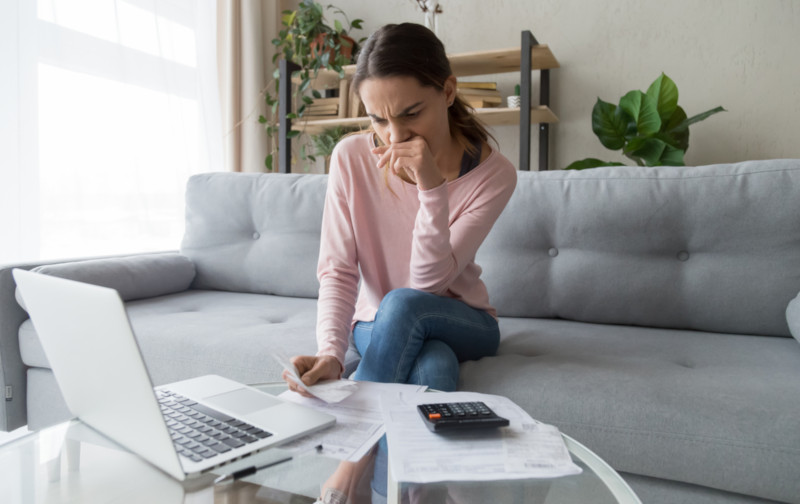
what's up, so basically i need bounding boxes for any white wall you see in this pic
[315,0,800,170]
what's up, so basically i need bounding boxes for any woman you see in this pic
[284,23,517,503]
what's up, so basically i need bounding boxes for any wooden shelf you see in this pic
[449,45,559,76]
[303,44,559,89]
[294,106,558,135]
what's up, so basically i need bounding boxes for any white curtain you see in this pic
[0,0,224,264]
[217,0,278,173]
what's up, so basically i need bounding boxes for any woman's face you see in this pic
[359,75,456,155]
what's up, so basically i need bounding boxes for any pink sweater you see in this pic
[316,133,517,366]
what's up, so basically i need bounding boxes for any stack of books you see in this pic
[457,82,502,109]
[304,96,340,117]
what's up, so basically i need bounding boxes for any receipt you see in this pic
[272,351,357,403]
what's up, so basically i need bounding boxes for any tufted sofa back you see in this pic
[181,172,327,298]
[477,160,800,337]
[181,161,800,337]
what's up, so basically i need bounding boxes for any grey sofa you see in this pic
[2,159,799,504]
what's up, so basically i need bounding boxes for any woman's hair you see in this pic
[351,23,494,155]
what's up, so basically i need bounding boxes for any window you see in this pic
[0,0,222,264]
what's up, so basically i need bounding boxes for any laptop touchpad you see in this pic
[205,387,281,415]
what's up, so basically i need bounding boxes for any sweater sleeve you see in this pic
[409,161,516,294]
[315,150,360,367]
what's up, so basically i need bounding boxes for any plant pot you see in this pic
[310,33,355,62]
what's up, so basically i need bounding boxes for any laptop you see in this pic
[12,268,335,481]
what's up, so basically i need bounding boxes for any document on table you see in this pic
[278,381,427,462]
[381,391,582,484]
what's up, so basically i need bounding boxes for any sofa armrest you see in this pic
[788,292,800,344]
[0,251,195,431]
[15,252,196,309]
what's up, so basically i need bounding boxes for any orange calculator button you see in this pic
[428,413,441,419]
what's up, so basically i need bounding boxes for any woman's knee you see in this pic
[408,340,460,391]
[376,288,433,321]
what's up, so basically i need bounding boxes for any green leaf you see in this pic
[287,130,301,139]
[646,73,679,123]
[334,19,343,33]
[311,89,322,99]
[564,158,626,170]
[299,78,311,93]
[591,98,629,150]
[619,90,661,136]
[258,115,267,124]
[625,137,668,166]
[266,154,273,171]
[668,106,726,132]
[282,11,296,27]
[659,144,685,166]
[661,106,689,150]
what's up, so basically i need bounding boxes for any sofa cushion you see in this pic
[181,173,327,298]
[15,253,195,310]
[478,160,800,337]
[19,290,321,383]
[20,288,361,384]
[458,317,800,503]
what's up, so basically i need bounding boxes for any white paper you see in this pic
[381,391,582,484]
[278,381,427,462]
[272,351,358,403]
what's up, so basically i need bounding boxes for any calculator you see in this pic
[417,401,510,432]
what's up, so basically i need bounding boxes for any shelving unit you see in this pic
[278,30,558,172]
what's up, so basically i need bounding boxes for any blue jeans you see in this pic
[351,288,500,500]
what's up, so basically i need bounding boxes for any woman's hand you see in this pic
[282,355,343,398]
[373,136,446,190]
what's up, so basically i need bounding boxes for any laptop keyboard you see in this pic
[157,389,272,463]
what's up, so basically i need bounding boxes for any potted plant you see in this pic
[259,0,365,171]
[308,125,358,173]
[565,73,726,169]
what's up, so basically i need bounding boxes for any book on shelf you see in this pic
[306,104,339,113]
[457,87,502,97]
[310,96,340,106]
[457,81,497,90]
[463,98,502,109]
[459,86,502,108]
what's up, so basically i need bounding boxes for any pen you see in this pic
[213,444,323,485]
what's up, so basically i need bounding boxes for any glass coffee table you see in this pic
[0,382,641,503]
